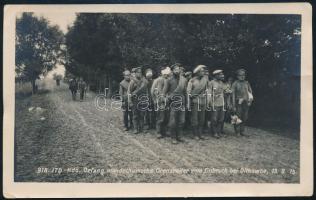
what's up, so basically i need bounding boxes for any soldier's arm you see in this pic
[247,81,253,95]
[162,78,169,96]
[186,79,192,96]
[231,82,237,109]
[134,79,148,95]
[127,81,133,95]
[150,79,158,97]
[119,84,123,98]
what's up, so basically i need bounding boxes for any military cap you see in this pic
[236,68,246,75]
[184,71,192,76]
[131,68,137,73]
[193,65,206,74]
[134,67,142,73]
[170,63,181,70]
[145,68,153,76]
[123,70,131,76]
[213,69,223,75]
[162,67,171,75]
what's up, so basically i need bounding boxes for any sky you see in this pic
[33,12,77,78]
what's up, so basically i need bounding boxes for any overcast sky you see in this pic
[31,12,77,77]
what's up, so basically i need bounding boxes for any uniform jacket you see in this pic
[119,79,130,102]
[187,76,208,105]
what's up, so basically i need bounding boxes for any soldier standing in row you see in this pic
[119,70,133,131]
[128,67,149,134]
[184,71,193,130]
[69,78,78,101]
[145,68,155,130]
[208,70,226,138]
[187,65,208,140]
[232,69,254,137]
[164,63,187,144]
[220,76,234,135]
[151,67,170,139]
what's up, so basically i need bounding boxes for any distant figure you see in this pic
[78,78,87,101]
[232,69,254,137]
[69,78,78,101]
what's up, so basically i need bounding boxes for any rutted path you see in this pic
[15,79,299,183]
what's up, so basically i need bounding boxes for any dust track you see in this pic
[15,79,300,183]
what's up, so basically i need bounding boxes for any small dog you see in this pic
[231,114,242,125]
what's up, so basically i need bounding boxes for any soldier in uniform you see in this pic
[232,69,254,137]
[145,68,155,130]
[69,78,78,101]
[151,67,170,138]
[187,65,208,140]
[207,70,226,138]
[220,76,234,135]
[119,70,133,131]
[184,71,193,130]
[164,63,187,144]
[78,78,87,101]
[127,67,149,134]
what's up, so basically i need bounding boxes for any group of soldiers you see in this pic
[119,63,254,144]
[69,78,87,101]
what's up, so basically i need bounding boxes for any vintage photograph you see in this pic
[3,3,313,197]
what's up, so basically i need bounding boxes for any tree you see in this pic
[16,13,64,93]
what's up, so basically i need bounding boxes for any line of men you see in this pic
[119,63,253,144]
[69,77,87,101]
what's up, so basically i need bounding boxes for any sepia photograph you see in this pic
[3,3,313,197]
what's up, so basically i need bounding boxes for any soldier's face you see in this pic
[124,75,130,81]
[219,73,225,80]
[198,69,205,77]
[173,67,180,76]
[135,71,142,78]
[237,74,246,80]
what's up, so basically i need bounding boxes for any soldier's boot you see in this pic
[240,123,249,137]
[198,127,205,140]
[156,124,165,139]
[176,128,185,143]
[219,122,227,138]
[139,120,144,133]
[169,128,178,144]
[132,124,139,134]
[212,123,220,139]
[191,126,199,140]
[234,125,241,137]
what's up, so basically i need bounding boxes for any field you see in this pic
[14,78,300,183]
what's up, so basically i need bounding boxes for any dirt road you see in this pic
[15,78,299,183]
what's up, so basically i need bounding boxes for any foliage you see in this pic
[16,13,64,93]
[65,13,301,128]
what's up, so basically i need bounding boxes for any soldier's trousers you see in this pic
[211,106,225,134]
[156,108,168,136]
[234,101,249,134]
[191,103,206,127]
[123,103,133,129]
[132,105,145,132]
[145,104,156,129]
[79,89,84,100]
[168,108,185,139]
[71,90,77,100]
